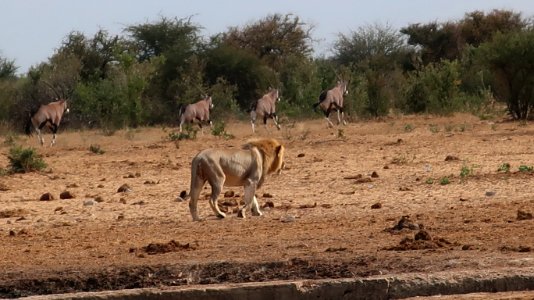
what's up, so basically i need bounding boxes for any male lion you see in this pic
[185,138,285,221]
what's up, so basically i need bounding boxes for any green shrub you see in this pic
[8,146,47,173]
[518,165,533,173]
[211,121,234,140]
[440,176,450,185]
[168,125,197,141]
[498,163,511,173]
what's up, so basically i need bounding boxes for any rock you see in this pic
[415,229,432,241]
[280,215,295,223]
[297,153,305,158]
[262,201,275,208]
[485,191,496,197]
[60,191,75,199]
[119,198,127,204]
[117,184,132,193]
[371,171,379,178]
[117,214,125,221]
[40,192,55,201]
[262,192,273,198]
[371,203,382,209]
[94,196,104,203]
[224,190,235,198]
[355,177,372,184]
[83,200,96,206]
[445,155,460,161]
[179,190,187,198]
[383,165,390,169]
[517,210,533,221]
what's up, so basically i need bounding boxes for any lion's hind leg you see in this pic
[207,171,227,219]
[189,176,205,222]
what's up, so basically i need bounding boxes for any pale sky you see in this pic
[1,0,533,73]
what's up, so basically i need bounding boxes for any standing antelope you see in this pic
[178,95,214,134]
[250,88,281,133]
[313,80,349,127]
[25,99,69,146]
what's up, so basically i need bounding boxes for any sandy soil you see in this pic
[0,114,533,298]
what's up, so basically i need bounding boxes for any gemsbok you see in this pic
[25,98,69,146]
[250,88,281,133]
[313,80,349,127]
[178,95,214,134]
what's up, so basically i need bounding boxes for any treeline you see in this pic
[0,10,533,132]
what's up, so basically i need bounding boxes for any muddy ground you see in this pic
[0,114,533,298]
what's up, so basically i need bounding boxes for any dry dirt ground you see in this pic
[0,114,533,298]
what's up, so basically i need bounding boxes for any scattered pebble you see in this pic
[60,191,75,199]
[117,184,132,193]
[40,193,55,201]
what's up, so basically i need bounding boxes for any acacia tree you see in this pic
[401,9,526,65]
[222,13,314,72]
[333,23,409,117]
[474,29,534,119]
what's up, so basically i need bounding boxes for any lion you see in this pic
[184,138,285,221]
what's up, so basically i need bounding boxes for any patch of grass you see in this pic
[444,124,455,132]
[428,124,440,133]
[404,123,414,132]
[0,168,8,176]
[498,163,511,173]
[337,129,346,140]
[211,121,234,140]
[425,178,434,184]
[8,145,47,173]
[2,134,18,147]
[439,176,450,185]
[460,164,477,179]
[89,144,105,155]
[390,156,408,165]
[124,128,136,140]
[518,165,533,173]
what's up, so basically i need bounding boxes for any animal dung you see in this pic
[60,191,75,199]
[39,192,55,201]
[117,184,133,193]
[371,203,382,209]
[224,190,235,198]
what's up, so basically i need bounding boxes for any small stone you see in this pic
[280,215,295,223]
[60,191,75,199]
[383,165,389,169]
[262,193,273,198]
[445,155,460,161]
[297,153,305,158]
[371,203,382,209]
[119,198,127,204]
[83,200,96,206]
[94,196,105,203]
[117,214,125,221]
[485,191,496,197]
[97,184,105,188]
[224,190,235,198]
[414,229,432,241]
[371,171,379,178]
[262,201,275,208]
[179,190,187,198]
[517,210,533,221]
[40,192,55,201]
[117,184,132,193]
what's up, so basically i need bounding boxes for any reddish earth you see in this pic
[0,114,533,298]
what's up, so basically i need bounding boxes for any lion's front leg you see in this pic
[238,181,257,218]
[251,195,262,216]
